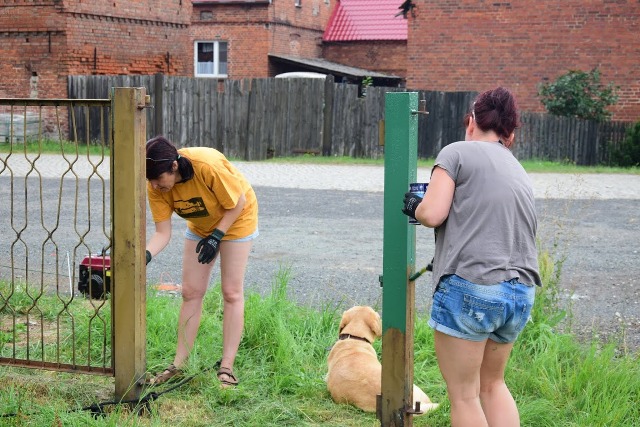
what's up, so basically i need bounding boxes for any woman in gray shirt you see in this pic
[402,87,540,427]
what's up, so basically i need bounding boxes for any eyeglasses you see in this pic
[146,157,174,163]
[471,101,476,122]
[146,157,175,170]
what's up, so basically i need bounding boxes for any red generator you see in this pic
[78,250,111,299]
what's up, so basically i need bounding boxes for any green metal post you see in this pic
[379,92,418,427]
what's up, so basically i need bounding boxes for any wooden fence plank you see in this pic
[66,75,631,164]
[273,79,288,157]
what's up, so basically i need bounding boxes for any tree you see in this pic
[538,68,619,121]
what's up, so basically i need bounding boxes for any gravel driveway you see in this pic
[232,164,640,353]
[1,157,639,352]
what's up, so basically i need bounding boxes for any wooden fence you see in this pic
[68,74,631,165]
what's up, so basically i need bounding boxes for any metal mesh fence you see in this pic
[0,99,114,375]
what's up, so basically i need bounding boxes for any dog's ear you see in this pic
[367,309,382,338]
[339,308,353,333]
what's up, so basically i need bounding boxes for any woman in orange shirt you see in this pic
[144,136,258,388]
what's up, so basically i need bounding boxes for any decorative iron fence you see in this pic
[1,89,149,401]
[0,98,113,375]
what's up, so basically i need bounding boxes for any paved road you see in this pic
[4,156,639,199]
[2,155,639,350]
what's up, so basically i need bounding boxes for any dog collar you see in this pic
[339,333,371,344]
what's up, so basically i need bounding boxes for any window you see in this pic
[295,0,301,6]
[194,41,228,78]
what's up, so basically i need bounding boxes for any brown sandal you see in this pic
[216,366,239,388]
[148,364,183,386]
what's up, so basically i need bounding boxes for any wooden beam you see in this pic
[111,87,148,401]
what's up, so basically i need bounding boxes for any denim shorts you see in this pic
[185,228,259,242]
[429,274,535,343]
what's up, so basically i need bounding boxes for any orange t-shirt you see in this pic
[147,147,258,240]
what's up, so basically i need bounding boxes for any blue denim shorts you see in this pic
[185,228,259,242]
[429,274,536,343]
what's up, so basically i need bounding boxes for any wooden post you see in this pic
[153,73,164,136]
[111,87,148,401]
[322,74,335,156]
[379,92,419,427]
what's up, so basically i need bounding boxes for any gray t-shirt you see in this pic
[432,140,542,287]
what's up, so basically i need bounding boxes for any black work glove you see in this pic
[196,228,225,264]
[402,192,423,220]
[146,250,152,265]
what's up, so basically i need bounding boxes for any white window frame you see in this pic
[194,40,228,78]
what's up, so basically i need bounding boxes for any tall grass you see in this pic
[0,282,111,367]
[1,259,639,426]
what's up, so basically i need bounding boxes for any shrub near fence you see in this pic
[68,74,631,165]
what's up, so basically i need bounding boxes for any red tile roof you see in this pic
[323,0,408,42]
[192,0,269,4]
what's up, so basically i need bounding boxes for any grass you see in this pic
[1,256,639,426]
[264,154,640,174]
[0,139,109,157]
[2,141,639,174]
[0,286,111,369]
[1,141,638,424]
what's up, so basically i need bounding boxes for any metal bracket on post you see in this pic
[378,92,419,427]
[411,99,429,116]
[137,94,153,110]
[405,400,424,416]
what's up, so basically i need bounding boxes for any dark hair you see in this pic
[145,136,193,181]
[465,87,520,147]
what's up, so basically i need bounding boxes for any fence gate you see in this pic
[0,88,148,401]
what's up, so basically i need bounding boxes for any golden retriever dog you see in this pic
[326,305,439,414]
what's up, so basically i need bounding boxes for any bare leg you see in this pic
[434,331,488,427]
[217,240,252,381]
[172,238,215,368]
[480,339,519,427]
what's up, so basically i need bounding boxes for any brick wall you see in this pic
[192,0,333,79]
[407,0,640,122]
[191,4,271,78]
[0,0,191,100]
[9,1,635,123]
[63,14,190,76]
[268,21,325,62]
[63,0,191,77]
[0,4,65,99]
[269,0,333,60]
[323,41,407,78]
[64,0,191,24]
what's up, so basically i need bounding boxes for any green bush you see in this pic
[538,68,619,121]
[610,121,640,167]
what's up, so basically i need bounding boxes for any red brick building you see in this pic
[1,0,638,121]
[0,0,385,97]
[321,0,407,83]
[407,0,640,121]
[190,0,334,79]
[0,0,192,100]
